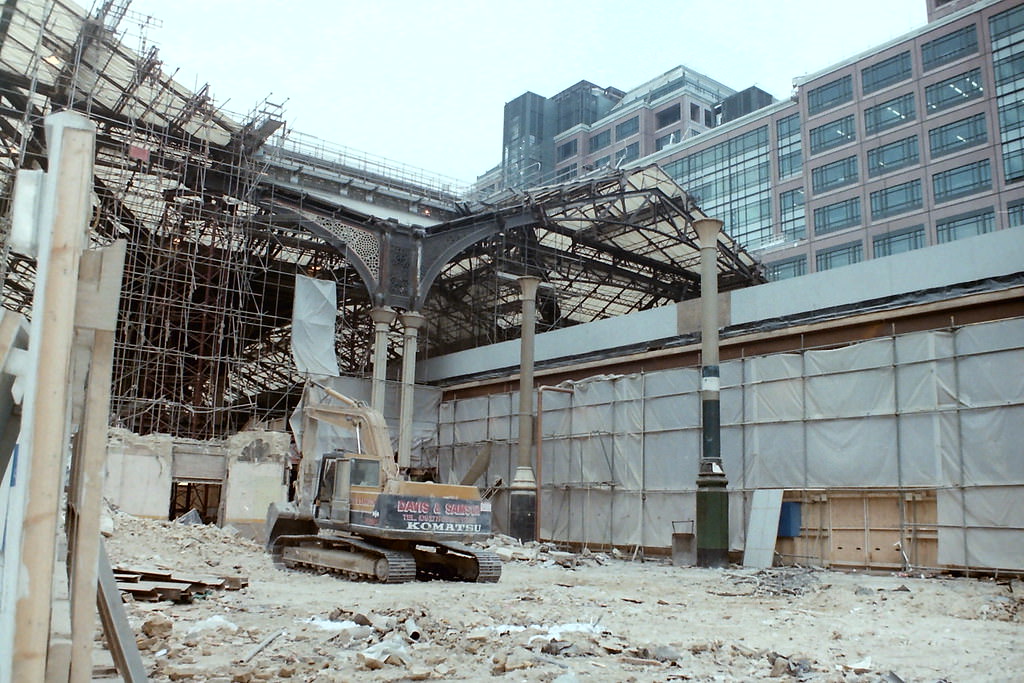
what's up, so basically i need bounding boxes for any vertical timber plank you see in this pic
[12,113,95,682]
[68,242,126,683]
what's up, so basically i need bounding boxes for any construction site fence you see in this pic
[425,316,1024,572]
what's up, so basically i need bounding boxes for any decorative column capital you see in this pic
[369,306,397,326]
[399,310,427,331]
[692,217,724,249]
[516,275,541,302]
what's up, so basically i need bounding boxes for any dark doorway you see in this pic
[169,481,222,523]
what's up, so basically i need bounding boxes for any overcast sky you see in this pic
[128,0,928,184]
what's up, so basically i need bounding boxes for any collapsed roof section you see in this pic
[0,0,764,439]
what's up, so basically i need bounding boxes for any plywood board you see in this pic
[743,489,783,568]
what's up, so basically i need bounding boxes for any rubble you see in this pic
[102,510,1023,681]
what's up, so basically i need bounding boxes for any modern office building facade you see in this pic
[498,66,740,190]
[490,0,1023,280]
[647,0,1024,279]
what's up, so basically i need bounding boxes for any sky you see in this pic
[127,0,928,184]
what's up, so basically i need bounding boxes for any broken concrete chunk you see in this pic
[357,637,408,669]
[142,614,173,638]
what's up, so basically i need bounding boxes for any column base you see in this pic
[509,491,536,543]
[696,469,729,568]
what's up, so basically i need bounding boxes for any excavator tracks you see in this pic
[273,534,417,584]
[412,542,502,583]
[270,535,502,584]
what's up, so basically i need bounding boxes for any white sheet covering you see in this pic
[433,318,1024,570]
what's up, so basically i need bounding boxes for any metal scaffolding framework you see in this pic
[0,0,763,440]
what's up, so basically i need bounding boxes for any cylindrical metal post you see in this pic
[693,217,729,568]
[510,275,540,542]
[397,311,426,470]
[369,306,397,413]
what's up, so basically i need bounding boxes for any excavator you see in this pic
[265,383,501,583]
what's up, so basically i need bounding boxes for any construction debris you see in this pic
[102,511,1023,681]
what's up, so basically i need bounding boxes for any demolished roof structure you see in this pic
[0,0,763,439]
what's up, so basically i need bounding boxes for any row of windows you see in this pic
[811,156,858,194]
[806,69,984,163]
[867,136,919,177]
[809,114,855,155]
[812,110,990,195]
[766,203,1013,280]
[807,158,993,234]
[664,126,769,178]
[929,113,987,157]
[807,22,980,118]
[616,116,639,141]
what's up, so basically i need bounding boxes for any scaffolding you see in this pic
[0,0,762,440]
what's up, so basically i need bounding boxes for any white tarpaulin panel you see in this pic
[290,275,340,377]
[434,318,1024,571]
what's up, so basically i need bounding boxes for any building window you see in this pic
[864,92,916,135]
[816,240,863,271]
[811,156,859,194]
[925,68,983,113]
[765,255,807,281]
[592,155,611,169]
[936,207,995,243]
[862,51,912,94]
[656,104,681,129]
[779,188,806,240]
[776,113,802,179]
[990,4,1024,41]
[928,113,986,158]
[922,24,978,71]
[557,139,578,162]
[555,163,577,183]
[616,142,640,164]
[777,113,800,139]
[589,130,611,153]
[870,179,922,219]
[932,159,991,202]
[867,136,919,177]
[615,116,639,141]
[874,225,926,257]
[807,74,853,116]
[809,114,856,155]
[814,197,861,234]
[655,130,681,151]
[705,109,715,128]
[689,103,701,122]
[1008,199,1024,226]
[991,6,1024,184]
[993,51,1024,87]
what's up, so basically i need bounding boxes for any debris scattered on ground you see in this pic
[103,511,1024,681]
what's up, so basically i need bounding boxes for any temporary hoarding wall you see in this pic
[429,317,1024,572]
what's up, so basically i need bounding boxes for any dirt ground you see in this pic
[104,512,1024,682]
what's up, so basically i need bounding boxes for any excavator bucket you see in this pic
[265,501,317,551]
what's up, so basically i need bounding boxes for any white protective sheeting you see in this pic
[434,318,1024,570]
[290,275,340,377]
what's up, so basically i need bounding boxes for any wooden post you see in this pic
[67,242,126,683]
[12,111,96,682]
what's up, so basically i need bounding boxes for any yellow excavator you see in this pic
[265,384,501,583]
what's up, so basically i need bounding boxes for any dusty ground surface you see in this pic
[104,512,1024,682]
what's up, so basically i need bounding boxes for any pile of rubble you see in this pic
[479,534,638,569]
